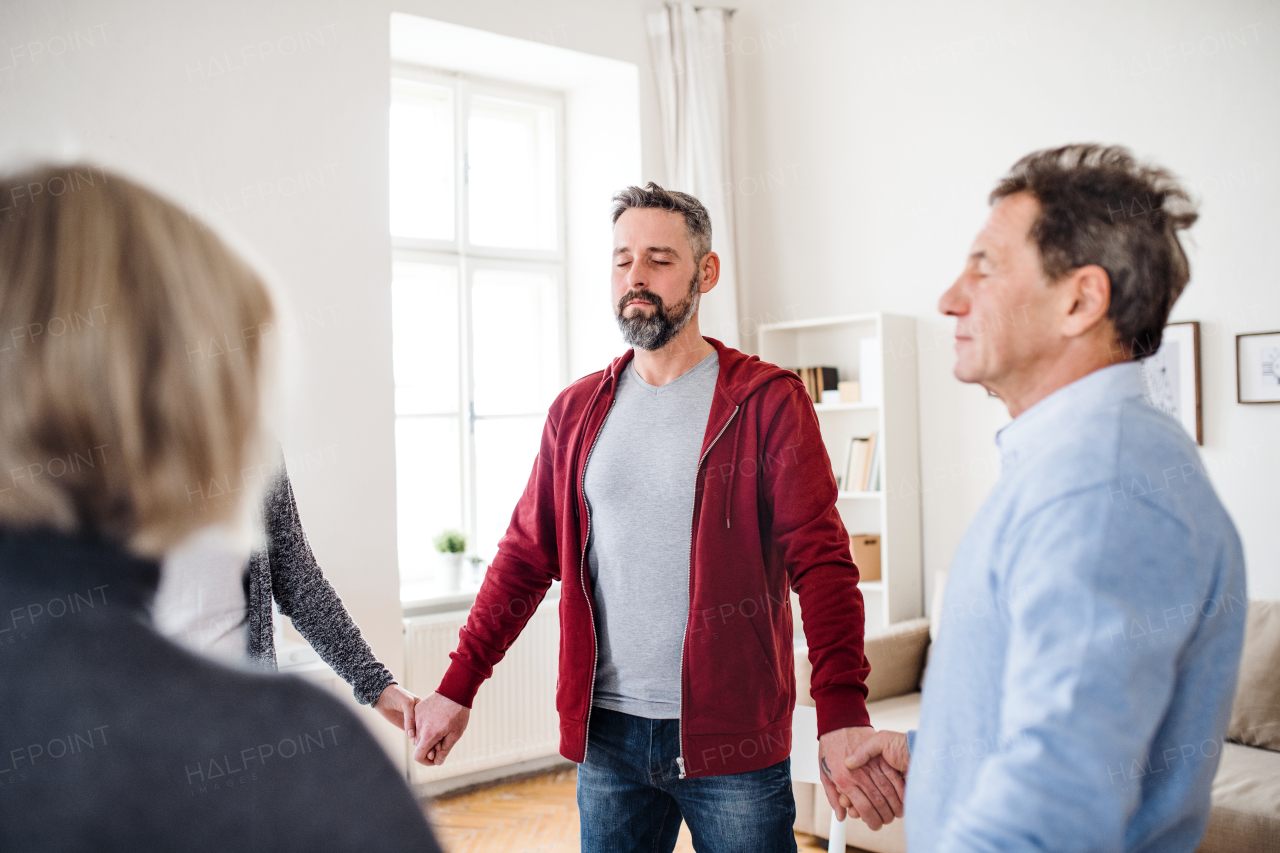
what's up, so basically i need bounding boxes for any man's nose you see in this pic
[625,264,647,289]
[938,276,968,317]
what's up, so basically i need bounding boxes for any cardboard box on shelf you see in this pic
[838,380,860,403]
[851,534,881,582]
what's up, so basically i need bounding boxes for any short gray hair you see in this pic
[610,182,712,264]
[990,144,1198,359]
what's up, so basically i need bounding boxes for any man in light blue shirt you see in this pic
[847,145,1247,852]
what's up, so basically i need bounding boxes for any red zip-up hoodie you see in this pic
[437,337,871,778]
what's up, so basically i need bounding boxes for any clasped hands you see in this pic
[381,687,916,828]
[819,726,912,831]
[373,687,472,766]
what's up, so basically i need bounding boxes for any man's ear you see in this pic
[699,251,721,293]
[1059,264,1111,340]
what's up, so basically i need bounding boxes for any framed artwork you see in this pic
[1236,330,1280,404]
[1140,321,1202,444]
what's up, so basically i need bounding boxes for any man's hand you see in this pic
[843,729,911,777]
[412,692,470,766]
[818,726,905,831]
[372,683,420,738]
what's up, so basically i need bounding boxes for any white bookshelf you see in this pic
[758,313,923,635]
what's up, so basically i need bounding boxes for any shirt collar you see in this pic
[995,362,1145,469]
[0,527,161,616]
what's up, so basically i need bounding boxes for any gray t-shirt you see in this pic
[584,350,718,719]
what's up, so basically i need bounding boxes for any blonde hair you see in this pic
[0,164,277,557]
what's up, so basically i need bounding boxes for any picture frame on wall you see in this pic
[1140,321,1202,444]
[1236,330,1280,404]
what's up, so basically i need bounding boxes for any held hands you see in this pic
[373,683,421,739]
[411,691,471,766]
[371,685,471,767]
[818,726,905,831]
[838,729,912,822]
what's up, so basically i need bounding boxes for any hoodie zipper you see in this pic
[577,391,617,764]
[676,403,739,779]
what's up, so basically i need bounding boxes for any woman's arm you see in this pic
[262,466,400,709]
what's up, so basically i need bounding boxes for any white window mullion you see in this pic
[460,256,479,555]
[456,76,478,556]
[455,75,470,254]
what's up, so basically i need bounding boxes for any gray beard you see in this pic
[615,277,700,351]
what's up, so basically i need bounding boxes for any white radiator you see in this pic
[403,596,561,784]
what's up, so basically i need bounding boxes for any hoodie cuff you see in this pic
[436,659,487,709]
[811,684,872,736]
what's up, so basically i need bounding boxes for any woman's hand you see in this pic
[373,683,421,738]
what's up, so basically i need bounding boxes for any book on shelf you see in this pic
[843,431,879,492]
[843,437,864,492]
[844,435,867,492]
[790,366,839,404]
[862,431,878,490]
[865,432,882,491]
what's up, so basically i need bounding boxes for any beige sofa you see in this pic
[792,600,1280,853]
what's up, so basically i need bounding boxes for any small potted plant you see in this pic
[433,529,467,592]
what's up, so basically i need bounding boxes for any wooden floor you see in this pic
[425,767,831,853]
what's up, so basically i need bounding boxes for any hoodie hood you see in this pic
[599,336,796,405]
[596,337,803,530]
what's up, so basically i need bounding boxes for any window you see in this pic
[390,66,566,602]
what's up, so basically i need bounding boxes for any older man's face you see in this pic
[938,193,1063,392]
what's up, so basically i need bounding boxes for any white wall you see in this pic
[0,0,663,768]
[728,0,1280,602]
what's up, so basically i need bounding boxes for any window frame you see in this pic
[391,63,567,262]
[391,65,569,599]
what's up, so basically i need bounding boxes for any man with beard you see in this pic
[413,183,898,852]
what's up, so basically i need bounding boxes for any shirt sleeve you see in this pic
[761,382,870,735]
[265,467,396,707]
[436,407,562,707]
[937,485,1203,853]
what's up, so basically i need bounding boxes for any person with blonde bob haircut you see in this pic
[0,164,441,852]
[0,166,274,551]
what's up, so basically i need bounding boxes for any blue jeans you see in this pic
[577,707,798,853]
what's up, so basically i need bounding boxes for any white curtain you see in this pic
[647,3,741,349]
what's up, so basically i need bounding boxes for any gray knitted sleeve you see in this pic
[263,467,397,706]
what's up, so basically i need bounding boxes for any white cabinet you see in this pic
[758,313,923,634]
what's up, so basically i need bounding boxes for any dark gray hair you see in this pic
[990,144,1198,359]
[610,182,713,264]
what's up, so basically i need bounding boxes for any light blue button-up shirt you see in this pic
[906,362,1247,853]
